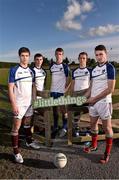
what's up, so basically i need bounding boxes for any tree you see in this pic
[87,58,96,68]
[63,57,69,64]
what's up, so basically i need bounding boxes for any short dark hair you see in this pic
[34,53,43,60]
[18,47,30,56]
[55,47,64,54]
[78,52,88,59]
[95,45,107,52]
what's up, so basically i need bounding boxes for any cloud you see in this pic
[56,20,82,30]
[88,24,119,36]
[81,1,94,12]
[56,0,94,31]
[1,36,119,63]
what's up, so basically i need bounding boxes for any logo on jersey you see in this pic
[102,69,106,73]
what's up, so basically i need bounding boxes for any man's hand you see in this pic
[86,97,97,105]
[12,104,19,116]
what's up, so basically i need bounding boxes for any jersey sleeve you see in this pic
[63,64,69,77]
[87,68,92,80]
[31,68,35,82]
[72,69,75,80]
[8,67,16,83]
[107,63,116,80]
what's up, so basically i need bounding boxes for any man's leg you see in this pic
[84,116,99,153]
[23,115,40,149]
[11,118,23,163]
[11,118,22,154]
[59,106,68,138]
[100,119,113,164]
[52,106,59,130]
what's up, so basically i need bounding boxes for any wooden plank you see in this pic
[67,111,73,145]
[72,133,119,143]
[44,110,51,147]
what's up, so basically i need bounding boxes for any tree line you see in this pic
[0,57,119,69]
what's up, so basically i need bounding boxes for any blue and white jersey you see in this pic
[33,67,46,91]
[72,67,91,91]
[8,65,34,106]
[50,62,69,93]
[91,62,116,103]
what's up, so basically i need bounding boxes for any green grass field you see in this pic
[0,67,119,128]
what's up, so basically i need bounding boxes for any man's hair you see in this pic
[18,47,30,56]
[55,47,64,54]
[34,53,43,60]
[78,52,88,59]
[95,45,107,52]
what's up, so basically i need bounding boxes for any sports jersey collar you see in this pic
[79,66,87,69]
[19,64,29,69]
[97,61,108,67]
[55,61,63,65]
[35,66,42,70]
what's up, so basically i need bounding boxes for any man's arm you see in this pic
[84,81,92,99]
[8,83,19,115]
[69,80,75,93]
[87,79,116,104]
[32,83,37,101]
[65,77,71,93]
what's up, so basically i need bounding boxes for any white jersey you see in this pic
[72,67,91,91]
[33,67,46,91]
[50,62,69,93]
[91,62,116,103]
[8,65,34,106]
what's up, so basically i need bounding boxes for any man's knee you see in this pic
[11,128,19,136]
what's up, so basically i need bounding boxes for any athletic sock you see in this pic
[24,125,33,144]
[11,135,19,154]
[105,137,113,155]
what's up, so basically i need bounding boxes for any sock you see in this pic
[11,135,19,154]
[105,137,113,155]
[92,134,98,148]
[24,125,32,144]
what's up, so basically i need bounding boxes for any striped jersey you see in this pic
[91,62,116,103]
[8,65,34,106]
[50,62,69,93]
[72,67,91,91]
[33,67,46,91]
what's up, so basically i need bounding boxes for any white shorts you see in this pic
[14,105,33,120]
[89,102,112,120]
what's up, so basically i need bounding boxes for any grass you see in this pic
[112,95,119,104]
[0,68,9,86]
[115,76,119,89]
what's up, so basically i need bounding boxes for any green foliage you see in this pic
[112,95,119,104]
[0,68,9,86]
[0,62,18,68]
[112,110,119,119]
[115,73,119,89]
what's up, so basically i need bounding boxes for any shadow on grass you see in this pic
[0,153,13,162]
[0,153,56,169]
[23,158,56,169]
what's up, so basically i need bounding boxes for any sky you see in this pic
[0,0,119,63]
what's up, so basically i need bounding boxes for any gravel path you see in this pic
[0,127,119,179]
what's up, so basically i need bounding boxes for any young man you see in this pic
[33,53,46,92]
[71,52,91,135]
[84,45,116,164]
[71,52,91,93]
[50,48,70,138]
[8,47,40,164]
